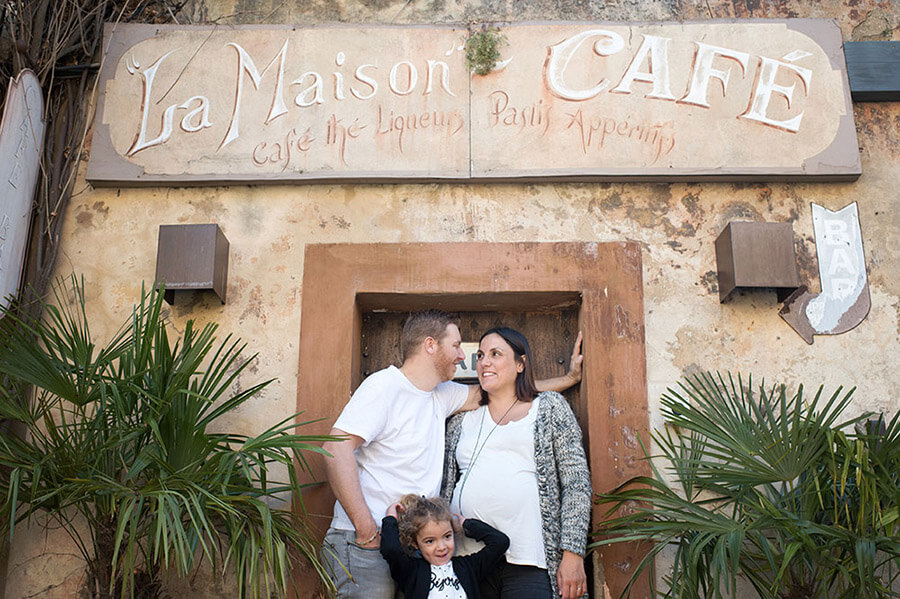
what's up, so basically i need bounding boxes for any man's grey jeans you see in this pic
[321,527,397,599]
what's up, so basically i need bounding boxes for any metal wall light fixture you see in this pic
[715,221,800,303]
[155,223,229,305]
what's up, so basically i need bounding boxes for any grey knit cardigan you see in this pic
[441,391,592,597]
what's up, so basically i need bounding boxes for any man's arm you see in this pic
[322,428,381,547]
[457,384,483,413]
[456,331,583,413]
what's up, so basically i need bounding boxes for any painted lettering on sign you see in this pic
[251,127,315,171]
[124,40,460,160]
[563,110,675,163]
[543,31,812,133]
[488,91,552,135]
[780,203,870,344]
[87,22,859,184]
[123,32,811,158]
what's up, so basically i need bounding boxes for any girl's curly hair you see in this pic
[395,494,457,553]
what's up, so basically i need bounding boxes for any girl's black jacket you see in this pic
[380,515,510,599]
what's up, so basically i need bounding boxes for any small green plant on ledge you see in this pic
[465,25,507,76]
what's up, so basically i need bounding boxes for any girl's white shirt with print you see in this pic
[428,562,466,598]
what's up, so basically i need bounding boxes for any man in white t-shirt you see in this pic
[321,310,582,599]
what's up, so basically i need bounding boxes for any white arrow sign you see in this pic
[780,202,870,343]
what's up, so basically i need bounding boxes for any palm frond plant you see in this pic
[593,371,900,599]
[0,276,336,599]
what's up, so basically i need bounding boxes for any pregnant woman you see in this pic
[442,327,591,599]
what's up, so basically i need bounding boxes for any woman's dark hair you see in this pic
[478,327,538,406]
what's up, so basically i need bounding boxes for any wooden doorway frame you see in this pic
[296,242,650,598]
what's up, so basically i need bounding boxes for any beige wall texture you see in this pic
[5,0,900,597]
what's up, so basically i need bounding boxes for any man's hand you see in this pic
[354,522,381,548]
[323,429,380,548]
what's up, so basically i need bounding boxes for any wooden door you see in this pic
[359,308,584,432]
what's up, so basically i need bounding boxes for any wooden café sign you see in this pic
[87,20,860,185]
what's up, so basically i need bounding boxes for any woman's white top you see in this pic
[428,562,466,598]
[450,397,547,569]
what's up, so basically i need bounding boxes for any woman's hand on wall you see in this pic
[565,331,583,385]
[534,331,583,394]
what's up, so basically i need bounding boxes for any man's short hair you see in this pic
[400,310,458,361]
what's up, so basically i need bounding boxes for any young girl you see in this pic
[380,494,509,599]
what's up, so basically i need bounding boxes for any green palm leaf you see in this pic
[594,371,900,599]
[0,276,336,598]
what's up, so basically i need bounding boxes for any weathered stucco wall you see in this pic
[5,0,899,597]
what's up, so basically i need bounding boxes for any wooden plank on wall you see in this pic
[845,41,900,101]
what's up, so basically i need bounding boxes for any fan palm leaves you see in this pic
[594,372,900,599]
[0,277,335,599]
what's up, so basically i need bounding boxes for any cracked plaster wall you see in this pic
[5,0,899,597]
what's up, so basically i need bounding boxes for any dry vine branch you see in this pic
[0,0,177,320]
